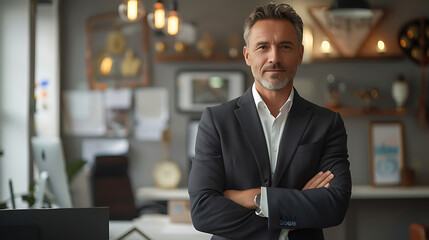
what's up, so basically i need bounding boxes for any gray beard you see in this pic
[257,75,291,91]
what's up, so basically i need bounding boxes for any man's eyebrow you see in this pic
[279,40,295,45]
[254,40,295,46]
[254,41,269,46]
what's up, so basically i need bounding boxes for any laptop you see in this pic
[0,207,109,240]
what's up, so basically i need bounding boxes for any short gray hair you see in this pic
[243,3,303,46]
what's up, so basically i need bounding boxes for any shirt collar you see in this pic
[252,83,294,114]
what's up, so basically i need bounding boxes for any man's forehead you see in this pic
[248,19,298,44]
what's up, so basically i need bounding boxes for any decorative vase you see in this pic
[392,74,409,111]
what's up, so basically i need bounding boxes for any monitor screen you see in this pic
[31,137,73,208]
[0,208,109,240]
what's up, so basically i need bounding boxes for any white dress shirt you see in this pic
[252,83,294,240]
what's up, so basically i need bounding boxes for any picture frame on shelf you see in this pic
[176,70,245,113]
[85,13,150,90]
[368,121,405,186]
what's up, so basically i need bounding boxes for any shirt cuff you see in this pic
[256,187,269,218]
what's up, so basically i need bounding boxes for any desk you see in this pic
[136,187,189,202]
[109,214,211,240]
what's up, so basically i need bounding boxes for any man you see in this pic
[188,3,351,240]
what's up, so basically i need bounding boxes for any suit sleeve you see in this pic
[188,108,272,239]
[267,112,352,230]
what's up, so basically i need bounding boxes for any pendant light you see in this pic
[328,0,373,18]
[153,0,166,30]
[167,0,179,35]
[118,0,145,22]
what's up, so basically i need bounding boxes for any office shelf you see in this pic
[136,185,429,203]
[328,107,406,116]
[351,185,429,199]
[154,54,243,62]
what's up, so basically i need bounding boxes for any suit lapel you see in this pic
[235,89,272,185]
[272,90,313,186]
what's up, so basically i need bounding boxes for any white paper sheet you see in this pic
[104,88,132,109]
[63,90,106,136]
[134,88,169,141]
[81,138,130,165]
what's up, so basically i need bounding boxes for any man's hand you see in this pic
[223,171,334,209]
[223,188,261,210]
[302,170,334,190]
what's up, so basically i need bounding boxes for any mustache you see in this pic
[263,64,286,71]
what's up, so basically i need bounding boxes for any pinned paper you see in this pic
[63,90,106,136]
[134,88,169,141]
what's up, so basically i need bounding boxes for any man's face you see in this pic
[243,19,303,91]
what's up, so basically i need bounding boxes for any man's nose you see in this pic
[268,47,280,63]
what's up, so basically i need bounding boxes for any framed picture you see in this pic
[85,13,150,90]
[176,70,245,112]
[368,122,405,186]
[187,119,200,160]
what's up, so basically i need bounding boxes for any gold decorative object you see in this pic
[356,88,379,109]
[94,51,113,76]
[106,30,127,55]
[121,49,141,77]
[153,129,182,189]
[174,41,188,53]
[197,33,215,58]
[228,34,241,58]
[155,40,168,53]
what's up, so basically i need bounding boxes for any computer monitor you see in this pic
[31,137,73,208]
[0,207,109,240]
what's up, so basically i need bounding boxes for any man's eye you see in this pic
[281,45,291,49]
[257,46,267,50]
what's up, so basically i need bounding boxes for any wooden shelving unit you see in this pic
[328,107,406,116]
[154,54,243,62]
[312,55,403,62]
[352,185,429,199]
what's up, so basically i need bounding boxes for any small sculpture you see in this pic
[356,88,379,110]
[391,74,409,112]
[325,74,345,108]
[197,33,215,58]
[121,49,141,77]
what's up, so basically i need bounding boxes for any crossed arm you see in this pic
[223,170,335,210]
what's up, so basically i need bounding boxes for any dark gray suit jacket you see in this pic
[188,87,352,240]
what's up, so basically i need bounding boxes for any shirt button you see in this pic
[273,146,277,152]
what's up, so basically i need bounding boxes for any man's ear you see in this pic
[298,44,304,65]
[243,46,251,66]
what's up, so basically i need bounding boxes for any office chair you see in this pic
[91,155,138,220]
[409,223,429,240]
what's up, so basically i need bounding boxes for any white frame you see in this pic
[368,122,405,186]
[176,70,245,112]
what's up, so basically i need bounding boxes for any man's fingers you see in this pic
[316,172,334,188]
[309,171,331,188]
[302,171,323,190]
[302,171,334,190]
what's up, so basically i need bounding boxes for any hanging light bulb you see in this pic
[153,0,166,30]
[377,40,386,54]
[167,0,179,35]
[118,0,145,22]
